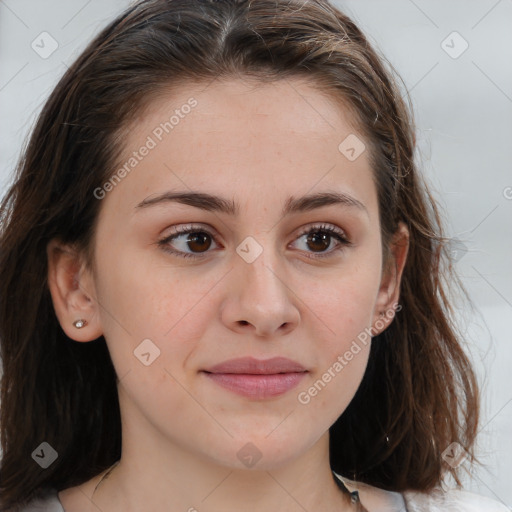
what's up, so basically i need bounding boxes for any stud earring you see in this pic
[73,319,87,329]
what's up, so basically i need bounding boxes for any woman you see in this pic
[0,0,507,510]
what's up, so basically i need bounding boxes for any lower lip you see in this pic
[202,372,307,399]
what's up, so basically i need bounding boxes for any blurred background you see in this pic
[0,0,511,507]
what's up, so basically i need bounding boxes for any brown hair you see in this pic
[0,0,478,509]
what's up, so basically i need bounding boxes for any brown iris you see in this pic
[186,232,212,252]
[306,231,331,252]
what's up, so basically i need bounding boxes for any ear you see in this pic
[47,239,103,342]
[371,222,409,335]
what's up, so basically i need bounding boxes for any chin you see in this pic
[205,435,316,472]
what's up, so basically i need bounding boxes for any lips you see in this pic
[203,356,307,374]
[201,357,308,399]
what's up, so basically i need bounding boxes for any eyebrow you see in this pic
[136,190,368,217]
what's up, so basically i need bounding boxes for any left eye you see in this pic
[291,225,350,256]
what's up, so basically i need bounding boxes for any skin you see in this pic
[47,77,408,512]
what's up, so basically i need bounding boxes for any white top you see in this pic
[18,478,510,511]
[404,488,510,512]
[337,474,510,511]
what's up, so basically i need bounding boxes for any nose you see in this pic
[220,249,300,337]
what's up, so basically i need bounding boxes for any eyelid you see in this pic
[163,223,217,238]
[293,222,349,241]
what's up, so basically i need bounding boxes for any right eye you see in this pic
[158,225,221,259]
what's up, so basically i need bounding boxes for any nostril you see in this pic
[238,320,250,326]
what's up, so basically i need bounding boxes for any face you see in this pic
[50,78,406,471]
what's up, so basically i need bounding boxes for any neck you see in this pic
[88,424,351,512]
[67,384,357,512]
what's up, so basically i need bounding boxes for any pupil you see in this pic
[187,232,211,252]
[307,232,329,252]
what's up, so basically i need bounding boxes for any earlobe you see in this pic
[372,222,409,334]
[46,239,103,342]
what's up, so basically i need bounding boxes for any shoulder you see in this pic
[15,489,64,512]
[334,473,509,512]
[403,487,510,512]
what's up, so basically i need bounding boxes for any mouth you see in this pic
[201,356,308,399]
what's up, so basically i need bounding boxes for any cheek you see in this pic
[300,257,381,343]
[294,276,376,427]
[293,253,381,399]
[91,247,225,372]
[297,343,370,429]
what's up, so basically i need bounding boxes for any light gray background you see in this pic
[1,0,511,507]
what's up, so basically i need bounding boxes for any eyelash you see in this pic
[157,223,351,260]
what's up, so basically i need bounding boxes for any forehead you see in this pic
[103,77,375,215]
[140,76,360,147]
